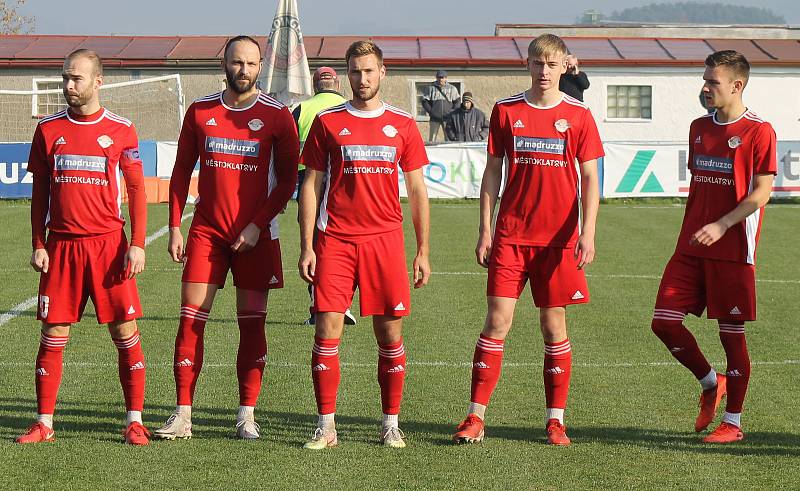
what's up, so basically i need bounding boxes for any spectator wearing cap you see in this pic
[445,92,489,142]
[422,69,461,142]
[292,66,356,327]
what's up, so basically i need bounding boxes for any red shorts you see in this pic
[37,229,142,325]
[183,227,283,290]
[656,252,756,320]
[487,242,589,308]
[314,228,410,317]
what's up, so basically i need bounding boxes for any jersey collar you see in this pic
[66,108,106,125]
[220,90,261,112]
[711,108,748,126]
[345,101,386,118]
[523,91,563,110]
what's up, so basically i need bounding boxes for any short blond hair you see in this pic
[527,34,568,60]
[345,40,383,65]
[65,49,103,77]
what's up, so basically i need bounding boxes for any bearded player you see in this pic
[298,40,430,449]
[453,34,603,446]
[651,50,776,444]
[155,35,299,440]
[17,49,150,445]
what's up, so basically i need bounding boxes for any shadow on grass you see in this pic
[573,425,800,457]
[2,397,797,455]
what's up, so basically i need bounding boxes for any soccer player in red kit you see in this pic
[155,36,298,440]
[298,40,430,449]
[17,49,150,445]
[452,34,603,446]
[651,50,776,444]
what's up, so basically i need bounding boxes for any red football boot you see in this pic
[695,374,727,432]
[16,422,55,444]
[546,418,571,446]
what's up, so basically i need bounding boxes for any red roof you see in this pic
[1,34,799,67]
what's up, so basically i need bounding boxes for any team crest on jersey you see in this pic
[382,125,398,138]
[728,136,742,149]
[97,135,113,149]
[248,118,264,131]
[554,119,571,132]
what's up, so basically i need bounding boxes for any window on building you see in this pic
[33,79,66,118]
[606,85,652,120]
[411,79,463,121]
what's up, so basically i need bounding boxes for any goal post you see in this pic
[0,74,185,142]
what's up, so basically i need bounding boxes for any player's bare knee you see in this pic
[41,323,70,337]
[483,312,513,339]
[108,319,137,339]
[315,312,345,339]
[181,282,217,310]
[539,307,566,341]
[373,316,402,344]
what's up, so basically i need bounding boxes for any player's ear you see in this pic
[732,78,744,94]
[379,64,386,80]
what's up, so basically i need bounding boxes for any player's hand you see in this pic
[690,221,728,247]
[413,252,431,289]
[30,248,49,273]
[298,248,316,284]
[231,223,261,253]
[168,227,186,263]
[124,246,146,279]
[475,233,493,268]
[575,233,595,270]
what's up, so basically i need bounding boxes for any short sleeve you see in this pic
[399,119,428,172]
[752,123,777,175]
[576,108,604,163]
[486,103,506,159]
[300,115,328,171]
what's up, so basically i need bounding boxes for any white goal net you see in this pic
[0,74,185,142]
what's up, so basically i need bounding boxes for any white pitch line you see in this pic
[0,213,194,328]
[0,359,798,369]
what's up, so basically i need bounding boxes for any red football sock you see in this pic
[652,313,712,379]
[719,322,750,414]
[236,310,268,407]
[544,338,572,410]
[470,334,505,406]
[113,330,145,412]
[378,340,406,415]
[311,336,340,414]
[174,304,209,406]
[35,333,69,415]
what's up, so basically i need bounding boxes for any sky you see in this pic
[17,0,800,36]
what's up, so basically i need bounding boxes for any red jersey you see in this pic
[487,92,604,248]
[28,108,146,249]
[169,91,299,242]
[676,110,777,264]
[301,102,428,241]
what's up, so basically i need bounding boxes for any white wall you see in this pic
[582,66,800,143]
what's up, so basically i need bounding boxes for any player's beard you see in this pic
[225,67,258,95]
[353,81,380,104]
[63,86,94,108]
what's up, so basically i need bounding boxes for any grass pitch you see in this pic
[0,200,798,490]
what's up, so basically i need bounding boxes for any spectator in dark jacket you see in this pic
[445,92,488,142]
[422,69,460,142]
[559,54,590,101]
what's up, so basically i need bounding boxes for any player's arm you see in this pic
[405,168,431,288]
[28,126,50,273]
[167,107,199,262]
[297,115,328,284]
[119,131,147,279]
[236,107,300,252]
[576,159,599,269]
[692,124,777,247]
[477,155,502,268]
[298,168,324,284]
[691,173,774,247]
